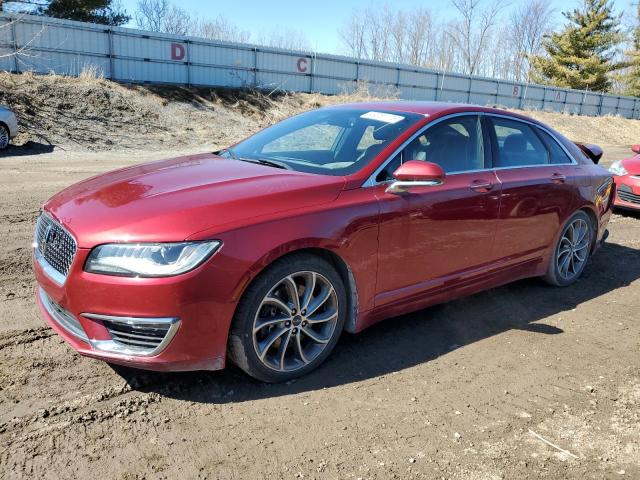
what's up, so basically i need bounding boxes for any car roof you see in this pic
[329,101,539,123]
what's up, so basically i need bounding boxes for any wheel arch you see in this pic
[234,244,360,334]
[578,205,599,253]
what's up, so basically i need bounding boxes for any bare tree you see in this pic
[135,0,168,31]
[446,0,501,75]
[338,8,368,59]
[508,0,554,82]
[194,16,250,43]
[404,8,436,66]
[339,4,441,66]
[135,0,193,35]
[366,5,394,62]
[255,27,310,51]
[389,9,407,63]
[135,0,253,43]
[161,3,192,35]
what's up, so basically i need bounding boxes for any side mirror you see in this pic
[576,143,603,164]
[632,145,640,154]
[386,160,445,194]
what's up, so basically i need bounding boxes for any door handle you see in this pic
[470,180,494,192]
[551,173,566,183]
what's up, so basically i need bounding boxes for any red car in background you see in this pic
[610,145,640,210]
[33,102,614,382]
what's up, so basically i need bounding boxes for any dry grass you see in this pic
[78,64,105,80]
[519,109,640,146]
[0,71,638,153]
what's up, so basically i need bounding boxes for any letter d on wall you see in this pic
[171,43,186,61]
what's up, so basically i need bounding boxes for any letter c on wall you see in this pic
[171,43,186,61]
[297,57,308,73]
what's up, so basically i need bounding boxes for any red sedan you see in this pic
[610,145,640,210]
[33,102,614,382]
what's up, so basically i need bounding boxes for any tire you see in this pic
[0,125,9,151]
[228,253,347,382]
[544,210,594,287]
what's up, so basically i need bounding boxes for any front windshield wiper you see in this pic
[239,158,291,170]
[219,148,291,170]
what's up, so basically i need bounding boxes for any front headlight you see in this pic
[85,241,221,277]
[608,160,628,176]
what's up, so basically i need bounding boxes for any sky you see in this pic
[114,0,637,54]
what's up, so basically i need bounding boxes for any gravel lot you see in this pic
[0,142,638,480]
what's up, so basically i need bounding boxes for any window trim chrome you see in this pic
[39,287,89,342]
[363,111,578,188]
[33,213,78,286]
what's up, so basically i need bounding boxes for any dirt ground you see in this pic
[1,74,640,479]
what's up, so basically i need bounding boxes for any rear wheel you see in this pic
[544,211,594,287]
[228,254,346,382]
[0,125,9,150]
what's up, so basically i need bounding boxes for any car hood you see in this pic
[45,153,346,247]
[622,156,640,175]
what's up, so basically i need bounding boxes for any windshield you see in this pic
[220,108,424,175]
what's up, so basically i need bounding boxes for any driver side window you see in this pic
[376,115,485,182]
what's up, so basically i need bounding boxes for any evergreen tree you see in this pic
[41,0,129,25]
[624,4,640,97]
[529,0,623,92]
[6,0,129,25]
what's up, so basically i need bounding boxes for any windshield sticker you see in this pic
[360,111,405,124]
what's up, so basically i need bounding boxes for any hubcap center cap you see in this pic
[292,315,302,326]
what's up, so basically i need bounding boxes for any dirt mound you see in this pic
[1,72,639,153]
[0,72,320,152]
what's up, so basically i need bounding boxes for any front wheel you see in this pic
[228,254,347,382]
[544,211,594,287]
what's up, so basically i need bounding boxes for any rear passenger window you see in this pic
[490,118,550,167]
[535,128,574,165]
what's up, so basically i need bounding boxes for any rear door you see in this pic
[487,115,577,266]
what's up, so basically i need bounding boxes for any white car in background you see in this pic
[0,106,18,150]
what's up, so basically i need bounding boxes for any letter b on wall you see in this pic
[171,43,186,61]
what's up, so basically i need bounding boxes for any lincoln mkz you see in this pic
[33,102,614,382]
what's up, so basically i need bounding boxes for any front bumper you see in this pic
[33,246,239,372]
[613,175,640,210]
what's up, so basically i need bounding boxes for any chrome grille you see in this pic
[34,214,77,284]
[617,190,640,205]
[104,321,169,350]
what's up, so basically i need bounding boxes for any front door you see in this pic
[373,114,502,306]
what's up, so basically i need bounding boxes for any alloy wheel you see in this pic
[556,218,591,281]
[252,271,339,372]
[0,126,8,150]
